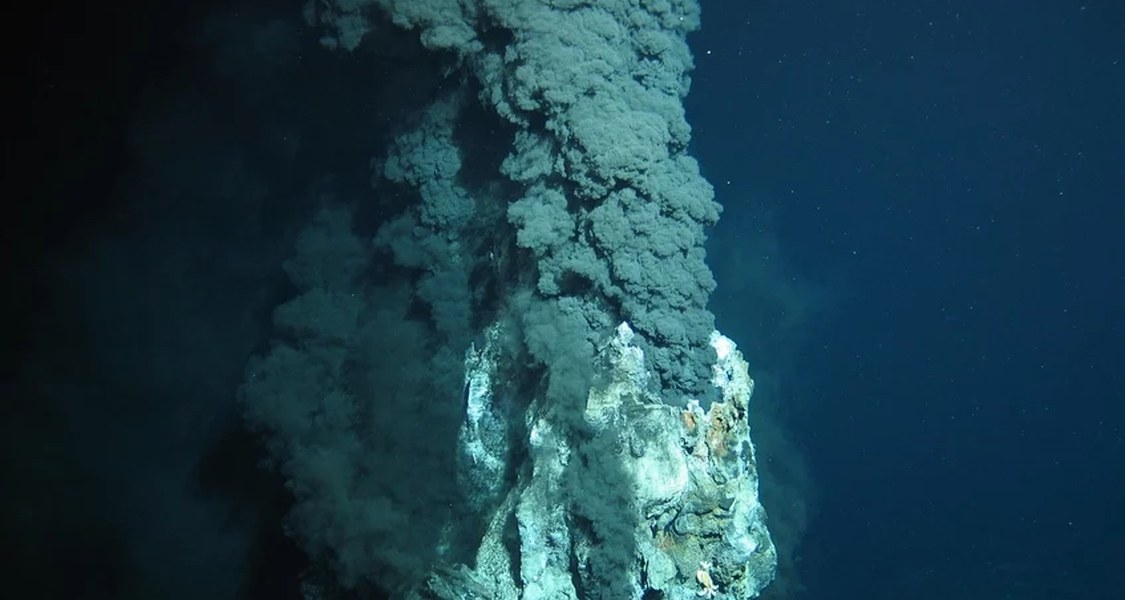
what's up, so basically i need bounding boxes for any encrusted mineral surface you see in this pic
[438,322,776,599]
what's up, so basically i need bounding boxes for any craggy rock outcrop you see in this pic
[443,322,776,599]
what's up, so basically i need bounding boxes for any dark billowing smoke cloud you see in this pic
[234,0,734,594]
[8,0,749,597]
[308,0,723,400]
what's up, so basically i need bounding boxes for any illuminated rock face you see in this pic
[452,322,776,600]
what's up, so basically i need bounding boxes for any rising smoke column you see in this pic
[309,0,722,399]
[241,0,730,594]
